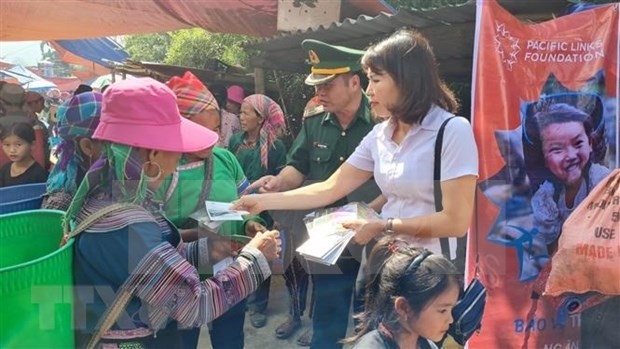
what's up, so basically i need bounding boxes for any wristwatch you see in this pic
[384,218,395,235]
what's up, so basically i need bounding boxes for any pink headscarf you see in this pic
[242,94,286,169]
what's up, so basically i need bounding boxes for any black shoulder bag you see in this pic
[434,117,487,346]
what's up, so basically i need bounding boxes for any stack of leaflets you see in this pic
[297,202,380,265]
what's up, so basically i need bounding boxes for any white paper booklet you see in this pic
[205,200,249,221]
[297,202,380,266]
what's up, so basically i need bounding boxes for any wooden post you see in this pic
[254,67,265,94]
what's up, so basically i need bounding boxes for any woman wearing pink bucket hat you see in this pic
[63,78,281,348]
[226,85,245,115]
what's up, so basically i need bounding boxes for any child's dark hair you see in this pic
[0,122,35,143]
[344,237,460,344]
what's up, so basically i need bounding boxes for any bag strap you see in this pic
[434,117,453,258]
[62,202,148,349]
[433,117,480,275]
[86,288,136,349]
[63,203,144,241]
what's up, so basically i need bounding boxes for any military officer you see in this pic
[248,39,379,349]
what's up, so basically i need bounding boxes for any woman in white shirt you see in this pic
[233,29,478,255]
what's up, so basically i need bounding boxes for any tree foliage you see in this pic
[164,29,250,68]
[124,33,171,62]
[267,71,315,143]
[124,29,251,69]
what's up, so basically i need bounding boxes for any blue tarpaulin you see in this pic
[53,37,129,67]
[0,65,57,92]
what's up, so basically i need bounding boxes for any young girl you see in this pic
[523,94,610,250]
[346,237,460,349]
[523,93,617,349]
[0,122,48,187]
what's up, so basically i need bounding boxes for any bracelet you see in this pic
[384,218,394,235]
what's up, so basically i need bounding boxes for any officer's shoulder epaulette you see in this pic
[302,105,325,120]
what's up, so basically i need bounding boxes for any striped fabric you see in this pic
[122,242,270,332]
[74,197,270,342]
[242,94,285,170]
[166,71,219,118]
[74,199,157,233]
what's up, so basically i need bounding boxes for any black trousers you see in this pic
[309,245,361,349]
[281,227,310,319]
[209,299,247,349]
[247,275,271,313]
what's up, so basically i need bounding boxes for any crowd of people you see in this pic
[1,27,615,349]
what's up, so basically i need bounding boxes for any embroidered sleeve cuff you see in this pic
[240,246,271,278]
[185,238,213,275]
[198,238,210,270]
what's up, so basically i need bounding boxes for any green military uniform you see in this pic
[288,39,378,207]
[285,39,380,349]
[287,94,375,207]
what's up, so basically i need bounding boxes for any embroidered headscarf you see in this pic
[65,142,156,228]
[46,92,102,195]
[166,71,219,118]
[242,94,286,169]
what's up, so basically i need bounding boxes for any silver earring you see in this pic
[142,161,162,182]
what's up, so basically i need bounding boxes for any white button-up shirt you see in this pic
[347,105,479,254]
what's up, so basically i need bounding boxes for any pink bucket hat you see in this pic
[227,85,244,105]
[93,77,219,152]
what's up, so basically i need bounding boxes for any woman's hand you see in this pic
[245,220,267,237]
[247,230,282,261]
[343,219,385,245]
[232,195,265,215]
[209,238,238,263]
[180,228,199,242]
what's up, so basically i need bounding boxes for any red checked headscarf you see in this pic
[242,94,286,170]
[166,71,219,118]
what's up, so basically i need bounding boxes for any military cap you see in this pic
[301,39,365,86]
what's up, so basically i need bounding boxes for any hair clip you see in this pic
[404,250,432,275]
[387,240,399,254]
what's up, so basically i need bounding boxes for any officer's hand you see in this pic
[242,175,273,194]
[260,175,284,193]
[245,175,284,194]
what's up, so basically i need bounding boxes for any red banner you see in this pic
[471,1,618,348]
